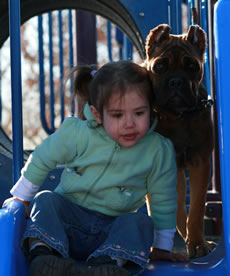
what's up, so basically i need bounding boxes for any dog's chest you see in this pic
[155,109,213,168]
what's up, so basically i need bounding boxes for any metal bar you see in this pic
[0,50,2,124]
[76,10,97,65]
[201,0,211,95]
[8,0,23,182]
[188,0,196,24]
[207,0,221,195]
[115,27,123,60]
[169,0,182,34]
[58,11,64,122]
[107,21,113,61]
[123,35,133,60]
[68,10,74,115]
[176,0,182,34]
[38,15,52,134]
[48,12,55,132]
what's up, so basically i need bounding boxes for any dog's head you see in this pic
[144,24,207,114]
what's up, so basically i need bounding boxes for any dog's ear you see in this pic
[185,25,207,59]
[145,24,171,60]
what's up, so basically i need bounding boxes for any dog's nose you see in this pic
[168,77,183,89]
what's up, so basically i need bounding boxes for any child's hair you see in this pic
[71,60,154,121]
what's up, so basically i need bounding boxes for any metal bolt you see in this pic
[49,175,56,181]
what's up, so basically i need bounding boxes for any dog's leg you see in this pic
[186,160,216,258]
[176,168,187,240]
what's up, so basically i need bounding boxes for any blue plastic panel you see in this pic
[120,0,182,43]
[0,200,29,276]
[214,0,230,271]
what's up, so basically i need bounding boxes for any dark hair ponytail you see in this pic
[66,64,97,118]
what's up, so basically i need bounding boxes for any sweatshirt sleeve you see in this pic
[146,137,178,230]
[21,117,80,187]
[153,228,176,251]
[10,175,40,201]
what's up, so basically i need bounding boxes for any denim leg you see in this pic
[22,191,74,257]
[21,190,114,259]
[88,212,153,274]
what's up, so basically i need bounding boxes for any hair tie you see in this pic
[91,70,97,77]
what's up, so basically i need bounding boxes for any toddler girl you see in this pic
[5,60,187,276]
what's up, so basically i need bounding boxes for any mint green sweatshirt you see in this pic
[22,104,177,230]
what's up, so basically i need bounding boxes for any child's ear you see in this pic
[90,106,102,124]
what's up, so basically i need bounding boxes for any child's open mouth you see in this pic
[123,134,136,140]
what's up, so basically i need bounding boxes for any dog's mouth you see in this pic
[168,95,188,106]
[159,78,199,112]
[156,91,199,115]
[166,95,197,113]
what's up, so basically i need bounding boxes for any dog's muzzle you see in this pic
[168,77,183,89]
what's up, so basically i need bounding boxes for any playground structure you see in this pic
[0,0,230,275]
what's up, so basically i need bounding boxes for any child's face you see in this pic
[91,89,150,148]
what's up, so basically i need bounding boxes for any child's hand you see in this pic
[150,247,189,262]
[2,197,30,218]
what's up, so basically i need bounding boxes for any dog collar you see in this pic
[154,97,214,121]
[200,98,214,108]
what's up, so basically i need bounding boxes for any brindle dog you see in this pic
[144,24,216,258]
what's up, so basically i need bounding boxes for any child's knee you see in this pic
[31,190,58,211]
[118,212,153,229]
[33,190,55,204]
[132,212,153,228]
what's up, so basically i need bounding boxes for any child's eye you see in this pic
[136,111,145,116]
[111,113,122,118]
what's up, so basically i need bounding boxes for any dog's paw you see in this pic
[187,240,216,258]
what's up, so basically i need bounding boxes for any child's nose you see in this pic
[124,115,135,128]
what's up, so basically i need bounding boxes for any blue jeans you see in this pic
[22,191,153,275]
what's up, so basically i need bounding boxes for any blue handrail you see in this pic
[187,0,211,96]
[48,12,55,132]
[201,0,211,95]
[0,50,2,124]
[58,11,65,122]
[38,15,53,135]
[123,35,133,60]
[107,21,113,62]
[188,0,196,24]
[68,10,74,115]
[168,0,182,34]
[8,0,24,183]
[115,27,123,60]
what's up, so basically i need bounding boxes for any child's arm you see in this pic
[21,117,79,186]
[2,175,39,217]
[10,175,40,201]
[2,117,81,217]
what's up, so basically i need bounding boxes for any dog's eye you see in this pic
[152,60,168,74]
[187,62,200,72]
[184,57,200,72]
